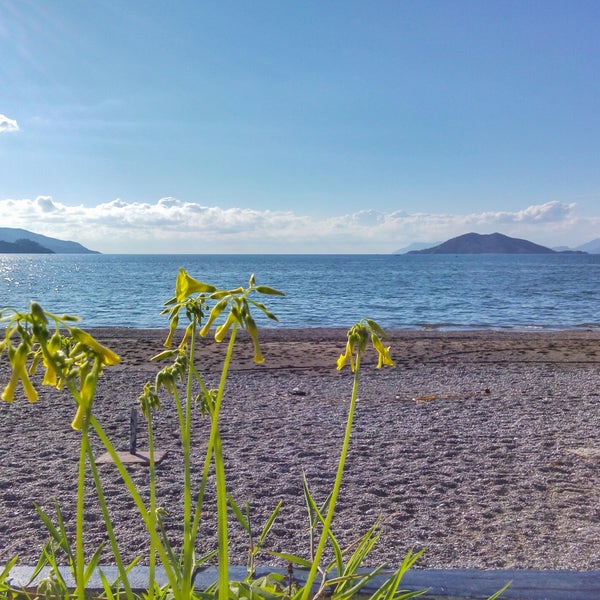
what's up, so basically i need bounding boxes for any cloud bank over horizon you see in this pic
[0,196,595,253]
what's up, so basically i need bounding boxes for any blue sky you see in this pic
[1,0,599,253]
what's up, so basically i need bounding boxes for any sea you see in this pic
[1,253,599,331]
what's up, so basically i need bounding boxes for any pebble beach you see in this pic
[1,328,600,571]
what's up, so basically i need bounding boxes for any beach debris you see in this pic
[413,394,436,403]
[567,447,600,460]
[96,406,168,466]
[130,406,138,454]
[289,387,307,396]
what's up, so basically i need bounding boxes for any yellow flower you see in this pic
[376,346,394,368]
[69,328,120,366]
[71,371,97,430]
[245,314,264,364]
[20,370,39,402]
[164,314,179,348]
[199,298,228,337]
[371,333,394,368]
[179,322,194,348]
[214,311,237,343]
[175,268,216,302]
[1,343,38,403]
[41,332,63,386]
[1,370,19,403]
[336,340,355,371]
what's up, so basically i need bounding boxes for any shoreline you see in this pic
[1,329,600,570]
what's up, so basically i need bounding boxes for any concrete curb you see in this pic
[4,566,600,600]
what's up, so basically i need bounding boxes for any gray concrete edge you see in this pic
[3,565,600,600]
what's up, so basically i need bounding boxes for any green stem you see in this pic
[301,352,362,600]
[146,409,157,600]
[180,322,197,598]
[89,416,181,598]
[217,326,239,600]
[205,325,238,600]
[190,362,213,538]
[86,444,135,600]
[75,410,89,600]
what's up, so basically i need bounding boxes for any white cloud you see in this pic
[0,114,19,133]
[0,196,595,253]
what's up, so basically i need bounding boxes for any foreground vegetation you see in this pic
[0,269,508,600]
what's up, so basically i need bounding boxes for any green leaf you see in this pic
[228,494,252,535]
[248,299,280,322]
[0,555,18,584]
[334,565,387,600]
[34,501,74,561]
[301,472,332,531]
[257,500,283,546]
[265,551,312,569]
[343,521,382,579]
[254,286,285,296]
[98,569,116,600]
[83,543,105,585]
[487,581,512,600]
[368,548,426,600]
[365,319,387,338]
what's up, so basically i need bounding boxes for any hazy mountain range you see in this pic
[0,228,99,254]
[395,233,600,254]
[1,227,598,255]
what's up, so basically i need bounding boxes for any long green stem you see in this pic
[301,352,362,600]
[217,327,240,600]
[213,427,229,600]
[146,409,157,600]
[180,323,197,599]
[76,411,89,600]
[86,444,135,600]
[190,362,213,537]
[89,416,181,598]
[202,325,238,600]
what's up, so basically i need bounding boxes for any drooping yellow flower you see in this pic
[199,298,229,337]
[41,332,63,386]
[371,333,395,369]
[337,321,394,372]
[214,311,237,343]
[20,369,39,402]
[71,371,98,430]
[244,313,264,364]
[1,343,38,403]
[164,314,179,348]
[1,370,19,403]
[69,328,120,366]
[336,339,355,371]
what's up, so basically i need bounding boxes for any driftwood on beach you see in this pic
[1,329,600,571]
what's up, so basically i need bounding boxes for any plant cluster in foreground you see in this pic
[0,269,509,600]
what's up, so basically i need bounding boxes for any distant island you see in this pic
[405,232,587,255]
[0,228,99,254]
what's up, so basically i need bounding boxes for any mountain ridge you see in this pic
[406,232,585,254]
[0,228,99,254]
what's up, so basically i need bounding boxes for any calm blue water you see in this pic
[0,254,599,330]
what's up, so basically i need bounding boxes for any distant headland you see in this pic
[0,228,99,254]
[403,232,587,255]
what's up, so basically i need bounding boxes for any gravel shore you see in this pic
[1,328,600,571]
